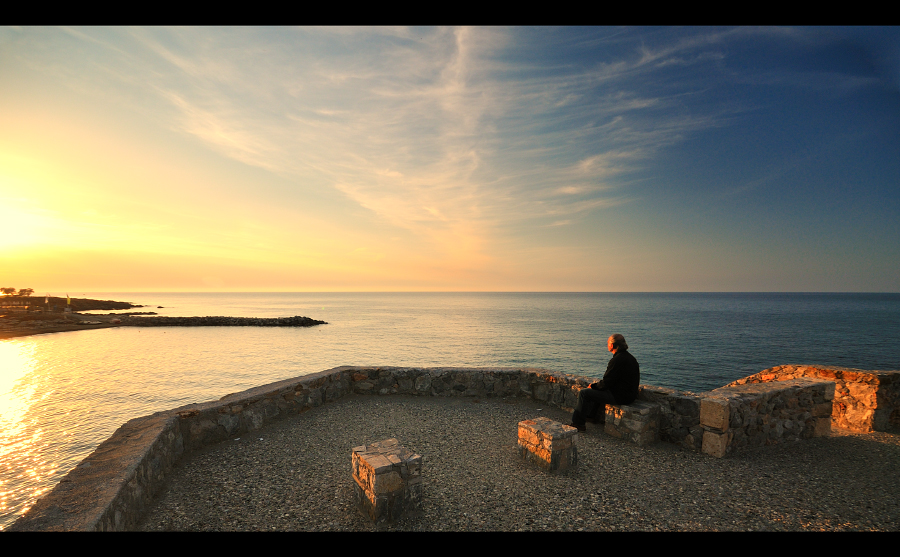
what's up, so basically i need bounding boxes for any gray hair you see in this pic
[610,334,628,350]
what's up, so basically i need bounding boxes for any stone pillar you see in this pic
[351,438,423,523]
[700,396,732,458]
[517,417,578,473]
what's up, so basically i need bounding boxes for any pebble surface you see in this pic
[139,394,900,531]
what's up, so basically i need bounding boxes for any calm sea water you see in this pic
[2,292,899,529]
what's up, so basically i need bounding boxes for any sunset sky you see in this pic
[1,26,898,292]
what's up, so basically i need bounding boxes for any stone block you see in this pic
[673,396,701,418]
[604,401,661,446]
[518,417,578,473]
[414,375,432,393]
[702,430,731,458]
[812,401,833,418]
[813,417,832,437]
[352,438,423,524]
[700,397,731,431]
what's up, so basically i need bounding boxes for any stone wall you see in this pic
[8,366,588,532]
[6,413,184,531]
[699,378,835,458]
[345,367,591,407]
[637,386,704,451]
[726,365,900,433]
[8,364,877,531]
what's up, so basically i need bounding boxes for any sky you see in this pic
[1,26,898,292]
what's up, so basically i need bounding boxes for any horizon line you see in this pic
[16,290,900,295]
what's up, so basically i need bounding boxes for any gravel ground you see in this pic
[139,394,900,532]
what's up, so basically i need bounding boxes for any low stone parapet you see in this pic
[700,378,835,458]
[726,365,900,433]
[5,364,861,531]
[9,366,582,531]
[348,367,589,409]
[3,412,183,531]
[637,386,703,451]
[517,417,578,473]
[604,401,660,446]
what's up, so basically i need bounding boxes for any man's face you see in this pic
[607,337,615,352]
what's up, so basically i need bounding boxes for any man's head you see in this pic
[607,334,628,353]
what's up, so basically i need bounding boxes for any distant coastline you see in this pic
[0,296,326,340]
[0,297,143,340]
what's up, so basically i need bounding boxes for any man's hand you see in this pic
[590,380,605,390]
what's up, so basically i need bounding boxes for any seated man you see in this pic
[569,333,640,432]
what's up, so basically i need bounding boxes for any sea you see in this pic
[2,291,899,529]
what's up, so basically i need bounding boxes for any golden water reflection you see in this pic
[0,340,58,520]
[0,325,336,530]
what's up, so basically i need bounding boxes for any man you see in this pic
[569,333,639,432]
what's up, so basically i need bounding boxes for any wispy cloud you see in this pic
[4,26,899,290]
[16,26,873,265]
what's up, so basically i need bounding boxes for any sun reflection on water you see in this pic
[0,340,56,519]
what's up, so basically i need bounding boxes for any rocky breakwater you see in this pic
[120,315,327,327]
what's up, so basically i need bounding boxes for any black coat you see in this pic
[595,349,640,404]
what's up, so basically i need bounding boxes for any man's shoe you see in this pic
[568,423,587,432]
[586,416,605,424]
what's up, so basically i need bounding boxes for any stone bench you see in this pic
[604,400,661,446]
[517,417,578,473]
[351,438,424,523]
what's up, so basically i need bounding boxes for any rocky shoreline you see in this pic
[0,298,327,340]
[0,314,119,340]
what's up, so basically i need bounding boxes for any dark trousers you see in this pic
[572,388,617,426]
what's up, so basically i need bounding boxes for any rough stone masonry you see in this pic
[9,364,898,531]
[352,438,424,523]
[517,417,578,473]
